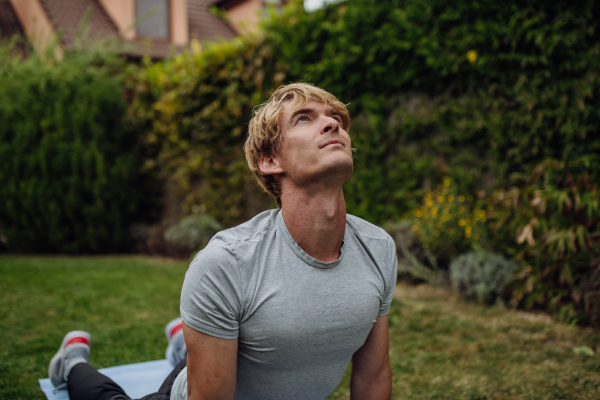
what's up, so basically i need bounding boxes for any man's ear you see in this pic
[259,152,284,176]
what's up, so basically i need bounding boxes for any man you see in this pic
[48,83,397,400]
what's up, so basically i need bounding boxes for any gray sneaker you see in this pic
[48,331,91,390]
[165,318,186,366]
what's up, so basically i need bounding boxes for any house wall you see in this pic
[226,0,263,34]
[99,0,187,44]
[170,0,188,45]
[97,0,135,40]
[8,0,56,50]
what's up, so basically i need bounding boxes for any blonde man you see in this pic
[48,83,396,400]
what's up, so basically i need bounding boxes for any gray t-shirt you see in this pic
[172,209,397,400]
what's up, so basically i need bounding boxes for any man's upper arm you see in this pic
[350,315,392,400]
[183,322,238,400]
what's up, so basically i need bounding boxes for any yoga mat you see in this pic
[39,359,174,400]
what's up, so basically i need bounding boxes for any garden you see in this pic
[0,0,599,398]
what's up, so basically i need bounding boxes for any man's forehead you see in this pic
[281,100,336,116]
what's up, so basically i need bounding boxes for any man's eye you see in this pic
[296,116,309,123]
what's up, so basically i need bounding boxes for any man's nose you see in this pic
[322,116,339,134]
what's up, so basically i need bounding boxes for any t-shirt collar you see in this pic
[276,209,346,269]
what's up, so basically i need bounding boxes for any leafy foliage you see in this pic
[488,157,600,324]
[129,38,286,227]
[164,214,223,253]
[450,251,518,304]
[264,0,600,223]
[0,44,160,253]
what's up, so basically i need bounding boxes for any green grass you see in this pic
[1,256,599,399]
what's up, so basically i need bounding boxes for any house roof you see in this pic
[34,0,237,59]
[188,0,237,42]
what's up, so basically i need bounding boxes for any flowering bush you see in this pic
[401,178,490,269]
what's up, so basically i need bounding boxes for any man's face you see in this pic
[268,101,353,188]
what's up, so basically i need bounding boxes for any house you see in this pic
[0,0,288,59]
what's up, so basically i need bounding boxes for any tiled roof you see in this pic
[0,0,28,54]
[3,0,237,59]
[187,0,237,42]
[38,0,120,47]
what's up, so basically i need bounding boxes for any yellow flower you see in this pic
[426,200,434,208]
[458,206,465,213]
[447,194,455,202]
[465,231,471,238]
[465,226,472,234]
[458,195,465,202]
[414,210,423,218]
[458,219,467,226]
[444,178,451,187]
[411,225,419,232]
[436,196,444,203]
[431,207,438,215]
[467,50,477,64]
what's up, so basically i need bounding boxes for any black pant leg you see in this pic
[140,357,187,400]
[67,363,130,400]
[67,358,187,400]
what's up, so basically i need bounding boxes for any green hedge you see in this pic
[265,0,600,223]
[0,45,160,253]
[129,38,285,227]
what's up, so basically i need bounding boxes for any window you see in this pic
[136,0,170,40]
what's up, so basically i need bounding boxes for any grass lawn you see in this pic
[1,255,598,399]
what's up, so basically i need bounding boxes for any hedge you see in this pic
[0,44,160,253]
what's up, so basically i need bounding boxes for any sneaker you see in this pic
[48,331,90,389]
[165,318,186,366]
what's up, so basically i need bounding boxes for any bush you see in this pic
[0,43,160,253]
[488,156,600,323]
[264,0,600,224]
[164,214,222,253]
[450,251,518,304]
[129,38,285,227]
[400,177,490,270]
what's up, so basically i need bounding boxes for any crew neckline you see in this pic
[276,210,345,269]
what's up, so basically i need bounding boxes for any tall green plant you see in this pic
[129,38,286,226]
[0,43,159,253]
[489,156,600,324]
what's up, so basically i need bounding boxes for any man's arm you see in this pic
[350,315,392,400]
[183,322,238,400]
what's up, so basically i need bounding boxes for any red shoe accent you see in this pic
[65,336,90,347]
[169,323,183,339]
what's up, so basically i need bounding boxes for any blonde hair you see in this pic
[244,83,350,207]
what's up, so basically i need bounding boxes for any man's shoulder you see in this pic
[212,208,279,247]
[346,214,393,244]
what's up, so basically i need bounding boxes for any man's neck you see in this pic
[280,185,346,263]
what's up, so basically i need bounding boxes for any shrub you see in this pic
[129,38,285,227]
[164,214,223,253]
[450,251,518,304]
[0,43,160,253]
[264,0,600,224]
[400,177,490,270]
[488,156,600,323]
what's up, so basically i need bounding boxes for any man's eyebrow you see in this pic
[289,107,316,121]
[288,106,340,121]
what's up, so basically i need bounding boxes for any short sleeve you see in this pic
[378,235,398,316]
[180,238,242,339]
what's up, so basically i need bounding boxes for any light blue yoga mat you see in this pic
[39,359,174,400]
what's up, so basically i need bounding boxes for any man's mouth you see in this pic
[320,139,344,149]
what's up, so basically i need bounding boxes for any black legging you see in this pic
[67,358,187,400]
